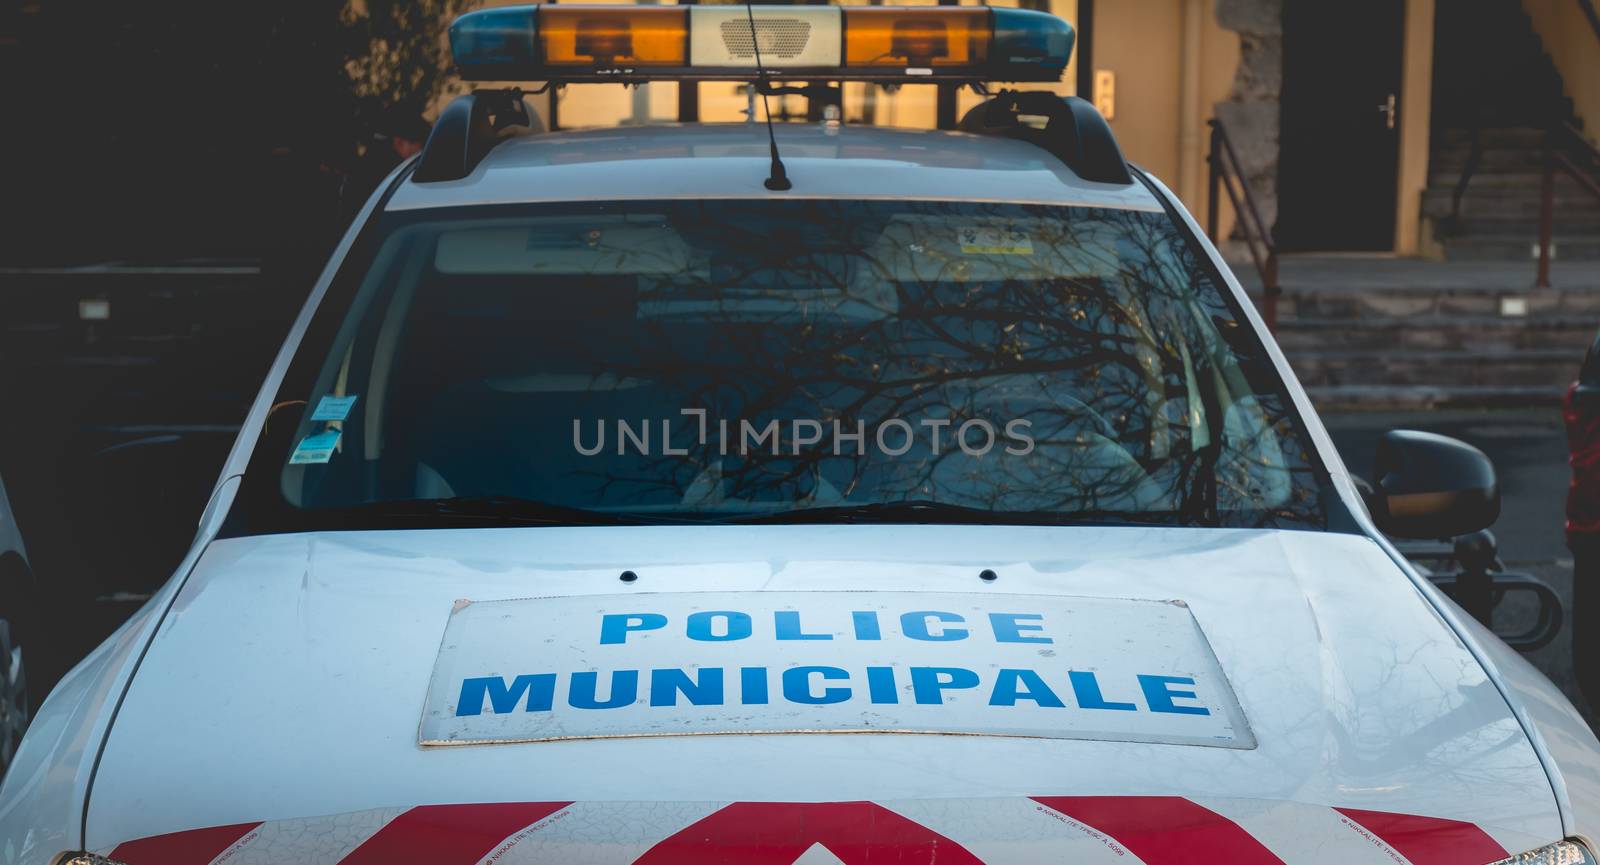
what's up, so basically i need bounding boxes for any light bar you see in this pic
[450,4,1073,83]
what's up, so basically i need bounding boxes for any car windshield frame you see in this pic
[221,195,1353,538]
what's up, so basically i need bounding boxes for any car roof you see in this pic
[384,123,1163,212]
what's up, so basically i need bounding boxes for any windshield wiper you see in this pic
[322,495,693,527]
[725,499,1196,527]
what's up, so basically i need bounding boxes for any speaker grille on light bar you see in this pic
[718,17,812,60]
[689,6,842,68]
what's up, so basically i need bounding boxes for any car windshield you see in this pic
[237,199,1333,532]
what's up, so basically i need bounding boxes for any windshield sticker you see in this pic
[419,592,1255,749]
[289,430,342,465]
[310,394,359,422]
[958,227,1033,255]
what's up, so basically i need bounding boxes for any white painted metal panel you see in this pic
[79,526,1562,852]
[383,126,1164,212]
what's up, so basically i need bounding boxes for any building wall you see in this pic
[1049,0,1240,231]
[1092,1,1184,182]
[1394,0,1435,256]
[1522,0,1600,144]
[1098,1,1251,248]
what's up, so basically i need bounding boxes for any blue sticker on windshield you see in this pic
[289,430,342,465]
[310,394,358,422]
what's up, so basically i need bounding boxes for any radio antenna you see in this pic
[745,1,792,191]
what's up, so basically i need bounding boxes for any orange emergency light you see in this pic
[450,4,1073,83]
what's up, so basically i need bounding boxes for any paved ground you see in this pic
[1323,407,1592,719]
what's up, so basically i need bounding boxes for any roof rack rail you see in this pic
[416,88,1129,186]
[414,89,541,183]
[959,92,1132,185]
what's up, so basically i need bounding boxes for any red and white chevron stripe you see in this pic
[103,797,1513,865]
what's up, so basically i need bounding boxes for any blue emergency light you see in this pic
[449,4,1074,83]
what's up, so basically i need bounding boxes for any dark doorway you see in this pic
[1276,0,1406,251]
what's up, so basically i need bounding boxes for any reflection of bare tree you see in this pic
[521,200,1323,529]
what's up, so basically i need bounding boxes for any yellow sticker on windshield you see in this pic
[958,227,1033,255]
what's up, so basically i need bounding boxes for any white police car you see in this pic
[4,6,1599,865]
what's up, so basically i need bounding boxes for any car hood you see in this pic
[88,525,1559,862]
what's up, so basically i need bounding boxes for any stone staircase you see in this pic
[1256,0,1600,411]
[1239,258,1600,411]
[1424,0,1600,261]
[1278,292,1599,410]
[1425,128,1600,262]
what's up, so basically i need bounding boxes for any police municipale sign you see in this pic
[420,592,1255,749]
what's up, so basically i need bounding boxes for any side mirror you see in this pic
[1371,430,1499,539]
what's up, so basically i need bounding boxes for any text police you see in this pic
[454,607,1213,718]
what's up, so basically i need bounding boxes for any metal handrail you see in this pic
[1536,122,1600,287]
[1448,125,1483,228]
[1206,118,1280,331]
[1580,0,1600,45]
